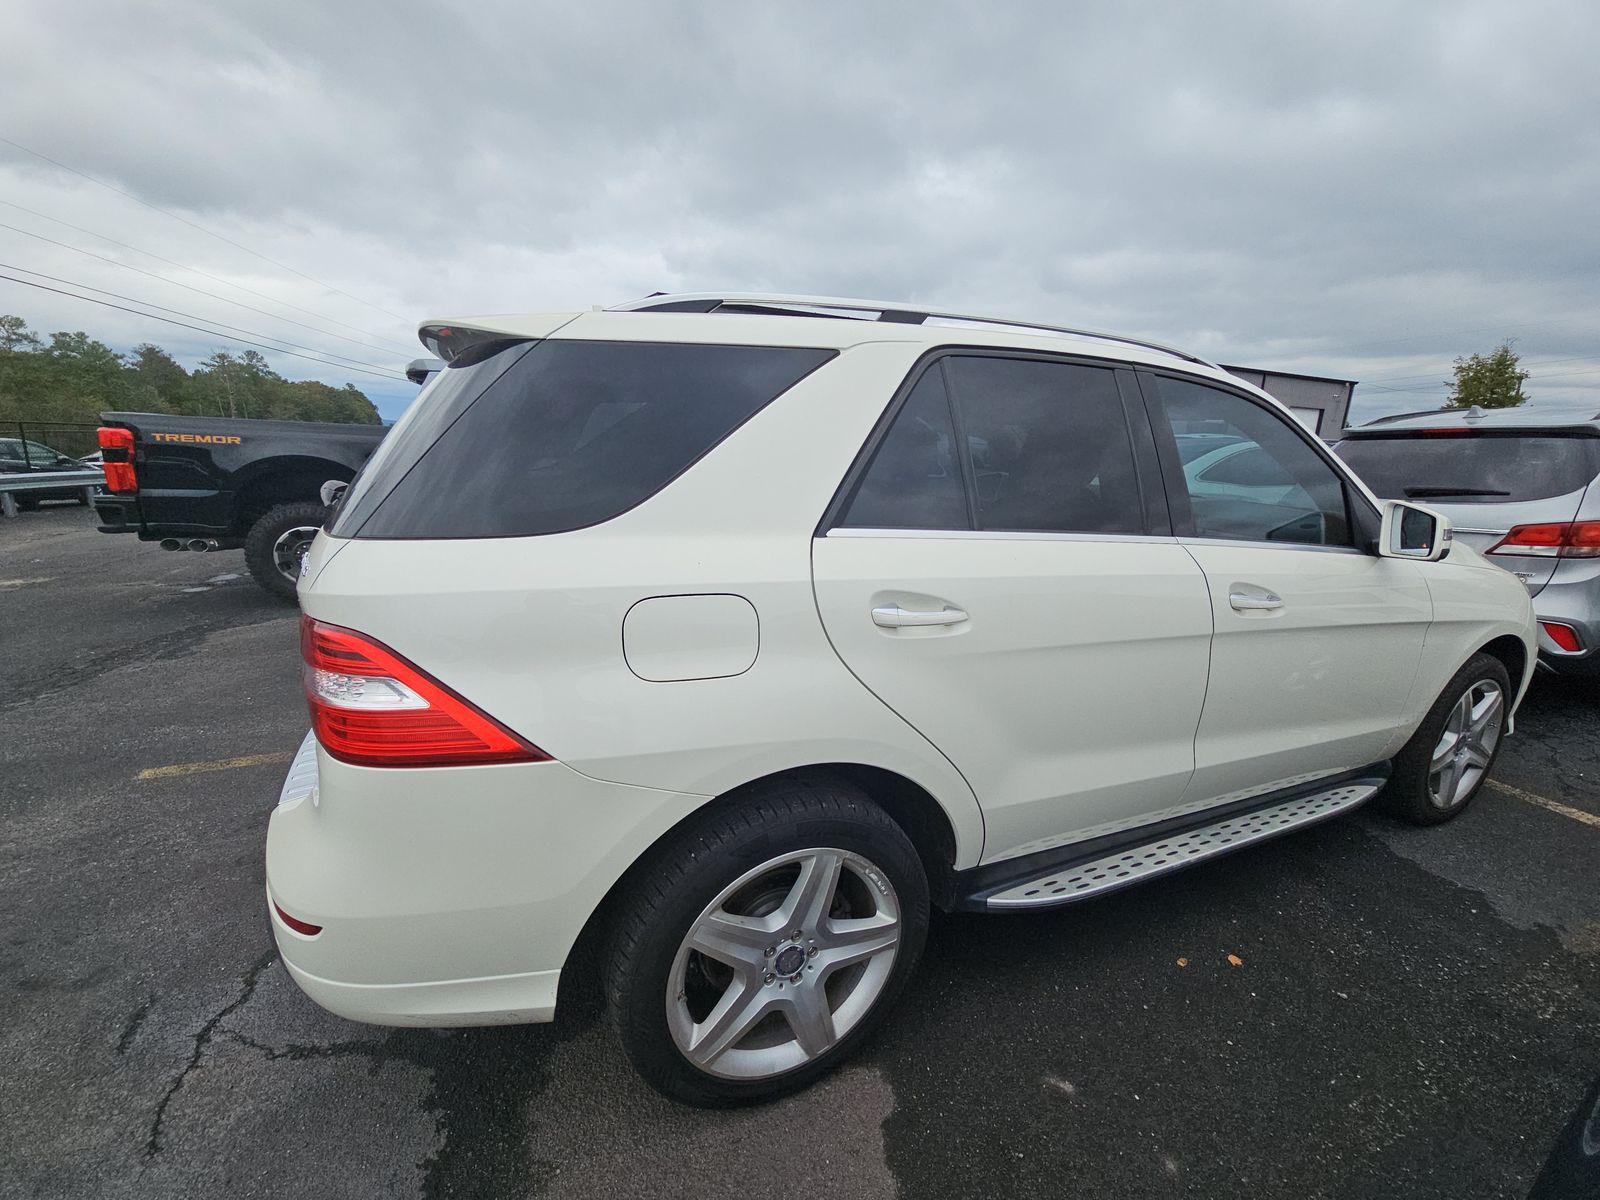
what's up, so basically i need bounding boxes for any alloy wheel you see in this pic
[665,847,901,1081]
[1428,678,1504,810]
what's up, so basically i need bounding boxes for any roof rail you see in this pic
[610,292,1218,368]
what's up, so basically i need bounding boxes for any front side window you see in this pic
[1155,376,1353,547]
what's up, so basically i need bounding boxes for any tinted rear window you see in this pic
[334,339,834,539]
[1336,434,1600,503]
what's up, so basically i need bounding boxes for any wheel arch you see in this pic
[232,456,352,531]
[553,761,965,1027]
[1475,632,1528,693]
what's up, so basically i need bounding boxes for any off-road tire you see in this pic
[243,501,327,602]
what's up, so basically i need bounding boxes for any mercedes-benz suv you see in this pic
[267,293,1536,1105]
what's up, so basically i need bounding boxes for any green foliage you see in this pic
[0,314,381,426]
[1447,341,1529,410]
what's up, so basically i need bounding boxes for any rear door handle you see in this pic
[1229,589,1284,612]
[872,603,969,628]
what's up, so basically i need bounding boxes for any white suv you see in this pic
[268,293,1536,1105]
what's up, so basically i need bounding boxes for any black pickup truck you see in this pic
[94,412,388,600]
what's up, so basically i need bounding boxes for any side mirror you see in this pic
[1379,500,1451,561]
[319,479,349,507]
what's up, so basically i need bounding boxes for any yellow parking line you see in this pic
[1487,779,1600,830]
[136,752,294,780]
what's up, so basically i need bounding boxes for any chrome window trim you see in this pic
[822,527,1181,544]
[1176,536,1368,556]
[1452,527,1510,537]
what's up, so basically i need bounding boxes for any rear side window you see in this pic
[338,340,835,539]
[943,356,1142,534]
[835,355,1145,535]
[837,370,970,529]
[1336,434,1600,503]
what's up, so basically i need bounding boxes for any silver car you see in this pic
[1337,407,1600,678]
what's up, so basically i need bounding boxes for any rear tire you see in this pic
[606,778,928,1107]
[243,502,327,602]
[1377,652,1511,826]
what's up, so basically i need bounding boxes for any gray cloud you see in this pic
[2,0,1597,420]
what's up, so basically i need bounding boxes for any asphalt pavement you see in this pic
[3,503,1599,1199]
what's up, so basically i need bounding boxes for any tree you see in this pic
[1447,341,1529,410]
[0,311,381,425]
[0,314,41,353]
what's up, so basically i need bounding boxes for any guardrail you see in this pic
[0,469,106,518]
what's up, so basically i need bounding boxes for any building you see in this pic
[1222,365,1355,439]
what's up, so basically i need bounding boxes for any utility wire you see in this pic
[0,198,413,353]
[0,220,418,361]
[0,262,405,375]
[0,272,407,381]
[0,134,411,324]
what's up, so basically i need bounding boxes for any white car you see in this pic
[268,293,1536,1105]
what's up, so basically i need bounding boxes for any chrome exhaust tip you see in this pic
[160,538,184,551]
[186,538,214,553]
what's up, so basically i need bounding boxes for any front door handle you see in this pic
[872,603,969,628]
[1229,589,1284,613]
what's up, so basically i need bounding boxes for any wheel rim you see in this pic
[271,526,320,583]
[1428,678,1505,810]
[665,847,901,1081]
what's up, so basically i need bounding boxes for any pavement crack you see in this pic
[143,951,276,1159]
[116,994,156,1055]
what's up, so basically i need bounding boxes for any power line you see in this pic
[0,134,411,324]
[0,271,407,381]
[0,198,413,353]
[0,220,416,360]
[0,262,405,375]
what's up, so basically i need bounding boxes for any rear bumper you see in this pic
[1532,563,1600,676]
[278,954,560,1026]
[94,494,141,534]
[265,732,708,1028]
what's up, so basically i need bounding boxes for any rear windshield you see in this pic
[332,339,834,539]
[1336,433,1600,503]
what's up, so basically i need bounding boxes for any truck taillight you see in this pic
[96,426,137,493]
[300,616,550,768]
[1487,521,1600,559]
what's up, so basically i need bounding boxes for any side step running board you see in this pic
[980,778,1384,911]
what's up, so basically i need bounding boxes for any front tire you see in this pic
[243,502,327,602]
[1377,651,1511,826]
[606,779,928,1106]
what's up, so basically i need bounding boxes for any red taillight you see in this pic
[273,901,323,936]
[1541,622,1583,653]
[97,426,137,493]
[1488,521,1600,559]
[300,616,550,768]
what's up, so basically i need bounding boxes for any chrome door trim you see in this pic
[823,527,1182,544]
[1176,536,1369,557]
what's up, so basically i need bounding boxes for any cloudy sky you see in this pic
[2,1,1597,421]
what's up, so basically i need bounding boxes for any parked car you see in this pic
[1336,407,1600,677]
[93,413,389,599]
[269,292,1536,1106]
[0,438,91,507]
